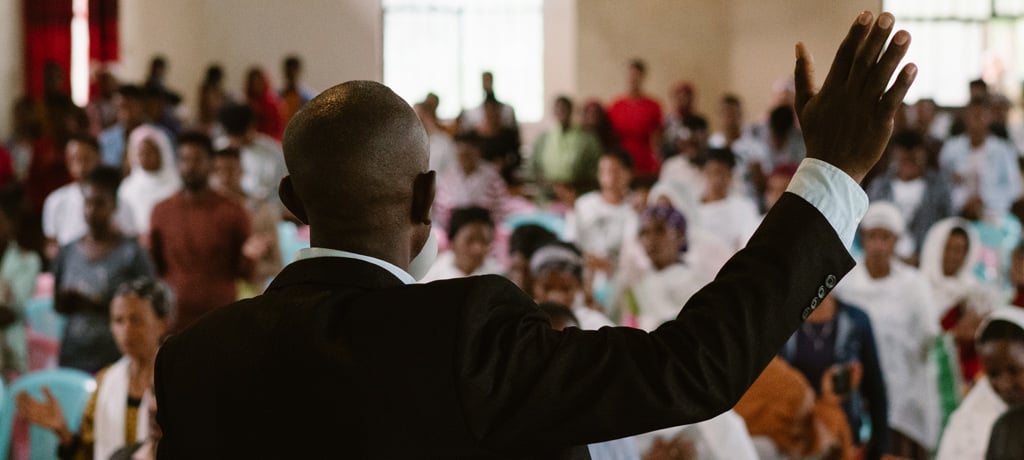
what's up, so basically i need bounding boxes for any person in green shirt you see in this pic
[531,96,603,205]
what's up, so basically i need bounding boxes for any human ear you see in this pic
[411,171,436,226]
[278,176,309,225]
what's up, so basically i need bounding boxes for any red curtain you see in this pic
[89,0,118,62]
[23,0,73,99]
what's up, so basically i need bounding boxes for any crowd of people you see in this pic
[2,48,1024,459]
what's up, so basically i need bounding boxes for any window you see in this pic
[885,0,1024,106]
[383,0,544,122]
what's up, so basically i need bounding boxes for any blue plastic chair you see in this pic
[504,211,567,238]
[277,221,311,266]
[25,298,65,341]
[0,368,96,459]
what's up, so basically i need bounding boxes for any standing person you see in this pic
[458,71,518,131]
[278,55,315,125]
[0,186,42,378]
[42,135,137,259]
[531,95,603,199]
[867,131,952,262]
[148,132,256,333]
[98,85,148,168]
[779,294,890,460]
[217,104,288,208]
[834,202,941,458]
[54,167,155,374]
[607,59,663,180]
[209,147,281,291]
[432,132,507,232]
[117,125,180,237]
[581,99,620,152]
[244,68,284,141]
[939,98,1022,220]
[154,14,918,457]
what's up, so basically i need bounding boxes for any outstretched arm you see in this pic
[459,11,916,451]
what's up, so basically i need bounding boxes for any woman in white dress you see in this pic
[117,125,181,236]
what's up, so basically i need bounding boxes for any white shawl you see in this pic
[118,125,181,234]
[936,307,1024,460]
[94,357,150,460]
[919,217,995,317]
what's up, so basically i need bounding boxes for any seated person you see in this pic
[734,357,854,460]
[54,167,155,373]
[619,203,708,331]
[529,243,614,330]
[42,135,136,259]
[18,278,172,460]
[779,294,890,459]
[420,207,502,282]
[565,149,637,298]
[695,148,760,253]
[936,308,1024,460]
[432,132,507,232]
[506,224,558,293]
[0,186,42,377]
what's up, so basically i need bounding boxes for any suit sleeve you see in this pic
[455,192,856,451]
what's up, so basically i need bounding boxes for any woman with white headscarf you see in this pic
[936,307,1024,460]
[834,201,942,458]
[118,125,180,235]
[919,218,1000,416]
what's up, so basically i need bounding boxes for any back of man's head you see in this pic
[282,80,430,235]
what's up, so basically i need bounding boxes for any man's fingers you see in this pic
[821,11,873,90]
[794,42,816,114]
[878,63,918,118]
[848,13,896,89]
[862,30,911,100]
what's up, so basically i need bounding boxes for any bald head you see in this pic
[284,81,429,220]
[280,81,434,263]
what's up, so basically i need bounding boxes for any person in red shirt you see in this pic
[607,59,663,179]
[149,132,260,333]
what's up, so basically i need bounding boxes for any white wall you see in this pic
[0,0,23,140]
[118,0,384,121]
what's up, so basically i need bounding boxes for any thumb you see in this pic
[42,386,57,405]
[794,42,816,115]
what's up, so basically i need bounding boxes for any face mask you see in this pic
[407,228,438,281]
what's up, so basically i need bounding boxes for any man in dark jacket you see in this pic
[155,12,917,458]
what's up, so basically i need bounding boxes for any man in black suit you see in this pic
[155,12,917,458]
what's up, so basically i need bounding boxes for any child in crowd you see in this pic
[421,207,502,282]
[506,224,558,293]
[529,243,614,330]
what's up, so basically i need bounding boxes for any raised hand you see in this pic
[795,11,917,183]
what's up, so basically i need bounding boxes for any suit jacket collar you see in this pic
[267,257,408,292]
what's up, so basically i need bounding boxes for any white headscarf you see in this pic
[118,125,181,234]
[937,307,1024,460]
[919,217,995,316]
[860,201,905,236]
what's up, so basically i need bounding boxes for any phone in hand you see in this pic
[831,364,852,397]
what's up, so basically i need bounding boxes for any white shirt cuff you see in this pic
[785,158,868,250]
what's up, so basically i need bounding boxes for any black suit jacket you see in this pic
[155,192,855,459]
